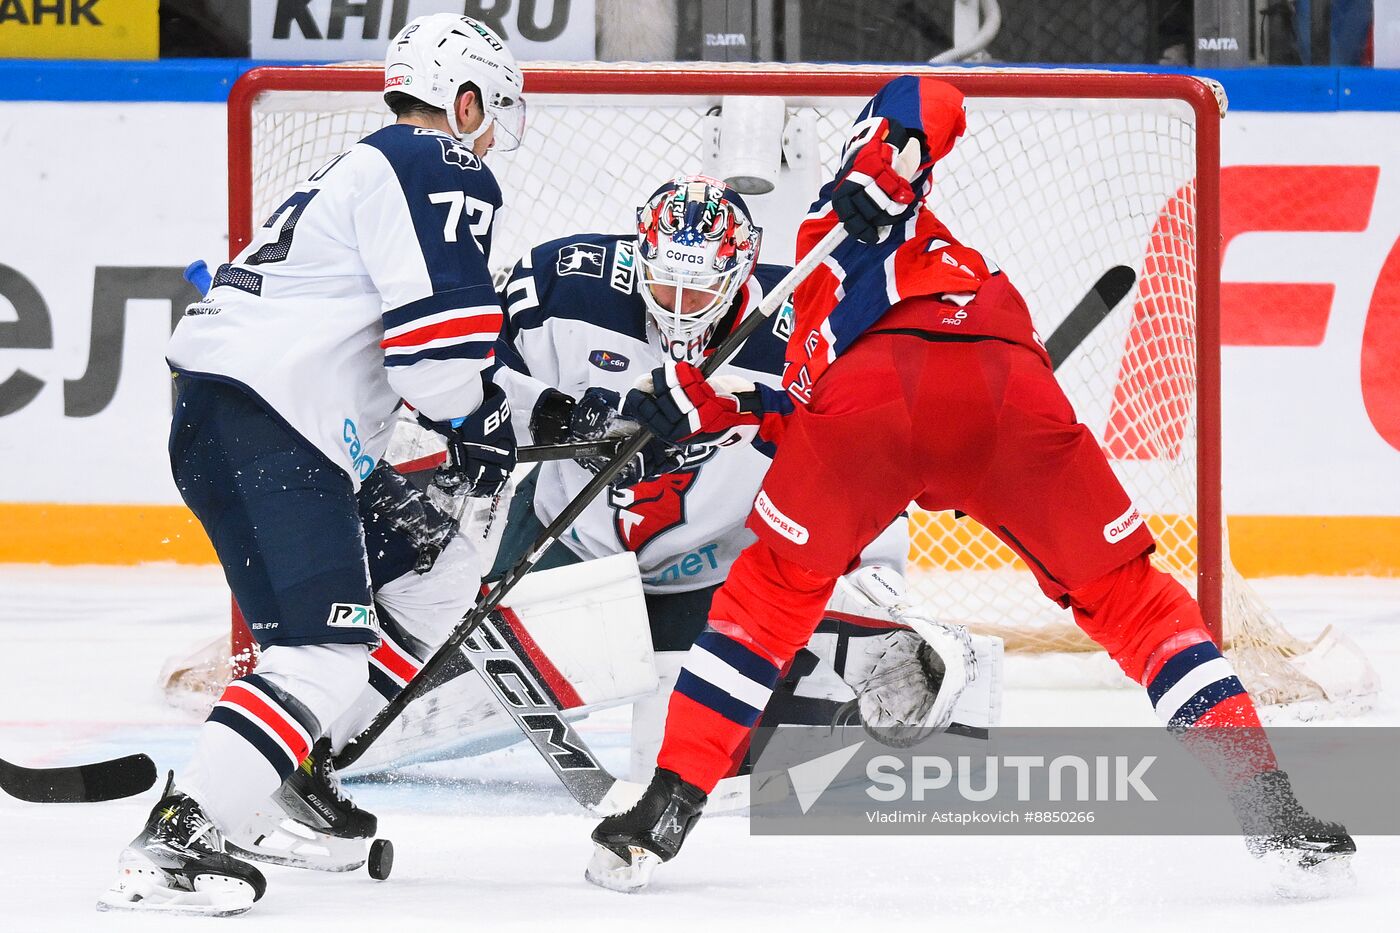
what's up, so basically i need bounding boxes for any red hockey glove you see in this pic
[623,360,766,448]
[831,117,925,244]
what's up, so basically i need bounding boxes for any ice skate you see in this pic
[96,774,266,917]
[229,737,377,872]
[586,768,707,893]
[1231,769,1356,897]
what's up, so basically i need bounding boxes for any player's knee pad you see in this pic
[256,642,372,734]
[1067,554,1211,684]
[709,540,840,662]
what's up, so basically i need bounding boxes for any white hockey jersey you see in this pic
[494,234,906,593]
[167,124,504,487]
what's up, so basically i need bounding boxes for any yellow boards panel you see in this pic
[0,0,158,60]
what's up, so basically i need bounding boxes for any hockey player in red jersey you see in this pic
[587,75,1354,891]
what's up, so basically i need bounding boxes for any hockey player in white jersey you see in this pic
[485,175,997,778]
[98,14,525,917]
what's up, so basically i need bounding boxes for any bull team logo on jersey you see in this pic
[557,243,606,278]
[610,472,698,552]
[588,350,630,372]
[607,447,717,552]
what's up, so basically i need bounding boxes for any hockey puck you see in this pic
[367,838,393,881]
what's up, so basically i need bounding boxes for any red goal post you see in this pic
[207,63,1248,695]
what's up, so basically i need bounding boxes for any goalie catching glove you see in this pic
[623,360,792,449]
[840,564,977,739]
[531,385,685,488]
[830,116,926,244]
[418,382,517,499]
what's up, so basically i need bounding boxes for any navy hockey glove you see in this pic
[830,117,925,244]
[530,386,631,445]
[529,385,681,487]
[624,360,785,449]
[419,383,517,499]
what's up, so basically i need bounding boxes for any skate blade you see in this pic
[584,844,662,893]
[97,870,256,917]
[1258,848,1357,900]
[229,813,368,872]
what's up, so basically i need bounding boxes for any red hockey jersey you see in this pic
[783,75,1044,404]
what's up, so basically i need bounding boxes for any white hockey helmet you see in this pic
[636,175,762,361]
[384,14,526,152]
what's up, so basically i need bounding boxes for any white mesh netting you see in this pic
[179,64,1375,715]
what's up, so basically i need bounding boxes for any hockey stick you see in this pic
[519,439,621,463]
[1044,265,1137,369]
[0,753,157,803]
[334,219,854,777]
[447,604,750,814]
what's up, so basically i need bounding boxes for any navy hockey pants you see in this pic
[169,373,378,648]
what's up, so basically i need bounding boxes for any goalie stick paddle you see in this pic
[1043,265,1137,369]
[333,220,853,775]
[0,753,157,803]
[443,604,749,815]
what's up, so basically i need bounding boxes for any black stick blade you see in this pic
[1045,265,1138,370]
[0,753,157,803]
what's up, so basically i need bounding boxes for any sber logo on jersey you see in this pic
[1103,503,1144,543]
[756,490,809,545]
[589,350,630,372]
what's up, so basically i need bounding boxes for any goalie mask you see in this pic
[384,14,526,152]
[636,176,762,361]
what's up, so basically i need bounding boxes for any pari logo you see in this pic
[342,419,377,481]
[610,239,637,294]
[326,603,378,630]
[588,350,630,372]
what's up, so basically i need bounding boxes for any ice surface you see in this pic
[2,565,1397,930]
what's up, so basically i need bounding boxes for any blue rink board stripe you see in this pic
[0,59,1396,112]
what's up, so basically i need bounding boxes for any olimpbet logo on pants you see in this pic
[755,489,809,544]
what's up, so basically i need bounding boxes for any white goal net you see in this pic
[160,63,1375,718]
